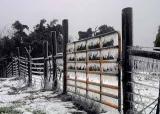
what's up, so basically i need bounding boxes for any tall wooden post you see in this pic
[5,61,7,78]
[62,19,68,94]
[17,47,20,77]
[43,41,48,90]
[51,31,57,89]
[2,62,4,77]
[0,64,1,77]
[3,61,5,78]
[122,7,133,113]
[28,46,32,86]
[11,57,14,77]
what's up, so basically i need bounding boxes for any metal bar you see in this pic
[129,49,160,60]
[67,31,118,44]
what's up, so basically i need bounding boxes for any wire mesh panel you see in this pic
[66,31,121,112]
[128,47,160,114]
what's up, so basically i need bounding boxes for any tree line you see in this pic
[0,19,63,58]
[0,19,116,59]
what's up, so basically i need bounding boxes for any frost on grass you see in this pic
[0,76,83,114]
[0,106,22,114]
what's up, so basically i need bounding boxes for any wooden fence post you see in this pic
[28,46,32,86]
[3,61,5,78]
[5,61,7,78]
[62,19,68,94]
[17,47,20,77]
[122,7,133,113]
[43,41,48,90]
[0,64,1,77]
[2,62,4,77]
[12,57,14,77]
[51,31,57,89]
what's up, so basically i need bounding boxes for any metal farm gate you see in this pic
[66,31,122,111]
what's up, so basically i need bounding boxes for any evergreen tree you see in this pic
[154,26,160,47]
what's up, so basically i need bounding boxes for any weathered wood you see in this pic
[2,62,4,77]
[28,46,32,87]
[62,19,68,94]
[43,41,48,90]
[17,47,20,77]
[51,31,57,89]
[122,7,133,113]
[5,61,7,78]
[12,57,13,77]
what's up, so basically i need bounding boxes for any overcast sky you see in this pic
[0,0,160,46]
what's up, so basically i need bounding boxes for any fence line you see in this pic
[0,8,160,113]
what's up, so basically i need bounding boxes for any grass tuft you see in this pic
[32,110,46,114]
[0,106,22,114]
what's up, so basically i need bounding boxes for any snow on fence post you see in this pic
[11,57,14,77]
[0,65,1,77]
[51,31,57,89]
[0,63,1,77]
[17,47,20,77]
[122,7,133,113]
[2,61,4,77]
[5,61,7,78]
[27,46,32,87]
[62,19,68,94]
[43,41,48,90]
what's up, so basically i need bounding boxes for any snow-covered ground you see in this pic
[0,76,86,114]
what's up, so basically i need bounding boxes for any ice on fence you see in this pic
[67,72,75,79]
[87,37,100,49]
[129,55,160,113]
[102,75,118,86]
[75,41,86,51]
[101,49,118,60]
[101,33,119,47]
[76,52,86,61]
[88,74,100,83]
[67,43,74,53]
[88,50,100,60]
[102,63,118,74]
[76,72,86,81]
[76,63,86,71]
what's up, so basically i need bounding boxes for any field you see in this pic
[0,76,85,114]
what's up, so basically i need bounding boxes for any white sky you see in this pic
[0,0,160,46]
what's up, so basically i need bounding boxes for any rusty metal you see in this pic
[66,31,121,110]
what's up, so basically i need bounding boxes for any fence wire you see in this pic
[127,47,160,114]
